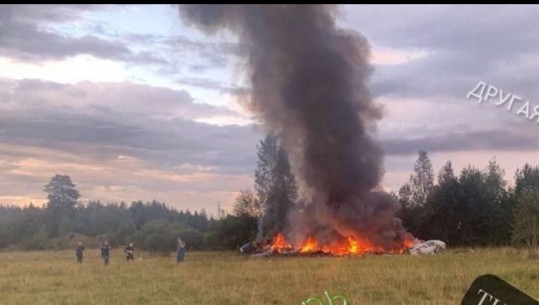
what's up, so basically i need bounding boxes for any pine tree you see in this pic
[44,174,80,237]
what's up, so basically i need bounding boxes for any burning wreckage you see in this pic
[180,5,446,258]
[240,234,445,257]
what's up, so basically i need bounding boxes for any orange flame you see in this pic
[269,233,413,256]
[299,237,318,253]
[348,237,358,254]
[270,233,292,253]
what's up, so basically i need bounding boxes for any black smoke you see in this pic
[179,5,411,250]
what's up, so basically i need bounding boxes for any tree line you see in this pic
[396,151,539,257]
[0,136,537,256]
[0,173,261,253]
[0,134,295,253]
[0,194,258,253]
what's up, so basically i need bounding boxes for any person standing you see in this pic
[176,237,186,263]
[124,243,135,261]
[100,241,111,266]
[75,242,85,264]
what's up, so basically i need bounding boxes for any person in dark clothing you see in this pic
[124,243,135,261]
[100,241,111,266]
[75,242,85,263]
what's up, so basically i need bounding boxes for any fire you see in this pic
[270,233,292,253]
[403,238,416,249]
[269,233,413,256]
[299,237,318,253]
[348,237,358,254]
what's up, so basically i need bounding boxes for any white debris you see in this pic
[408,240,446,255]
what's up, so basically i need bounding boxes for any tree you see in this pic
[134,219,194,254]
[418,161,459,243]
[44,175,80,214]
[208,214,258,250]
[0,223,14,249]
[396,181,425,237]
[24,224,49,250]
[255,134,280,208]
[407,150,434,207]
[217,202,226,219]
[44,175,80,237]
[254,134,298,238]
[514,163,539,196]
[455,166,490,245]
[233,190,261,217]
[59,216,75,237]
[112,219,136,245]
[135,219,177,255]
[512,189,539,258]
[397,183,413,209]
[484,159,511,245]
[437,161,456,186]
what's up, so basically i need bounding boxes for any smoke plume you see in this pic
[179,5,411,250]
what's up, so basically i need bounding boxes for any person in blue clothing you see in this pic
[100,241,111,266]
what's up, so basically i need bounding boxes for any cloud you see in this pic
[0,77,260,211]
[0,5,175,69]
[336,5,539,169]
[175,76,249,96]
[0,5,132,62]
[0,143,253,211]
[0,5,536,210]
[340,5,539,103]
[136,34,242,74]
[0,78,258,173]
[381,129,539,156]
[0,78,240,119]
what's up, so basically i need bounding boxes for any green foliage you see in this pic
[112,219,136,245]
[0,200,214,252]
[135,220,178,254]
[484,159,512,245]
[43,174,80,237]
[232,189,261,217]
[255,134,298,238]
[209,215,258,250]
[133,219,202,254]
[514,163,539,196]
[59,216,75,237]
[44,174,80,213]
[23,225,49,251]
[409,150,435,207]
[512,188,539,258]
[398,158,538,247]
[1,156,537,253]
[0,223,14,249]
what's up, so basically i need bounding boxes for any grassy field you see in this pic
[0,249,537,305]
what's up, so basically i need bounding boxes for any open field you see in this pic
[0,249,537,305]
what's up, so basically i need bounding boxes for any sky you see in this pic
[0,5,537,215]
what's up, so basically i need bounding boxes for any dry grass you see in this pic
[0,248,537,305]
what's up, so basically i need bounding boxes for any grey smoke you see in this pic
[179,4,411,250]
